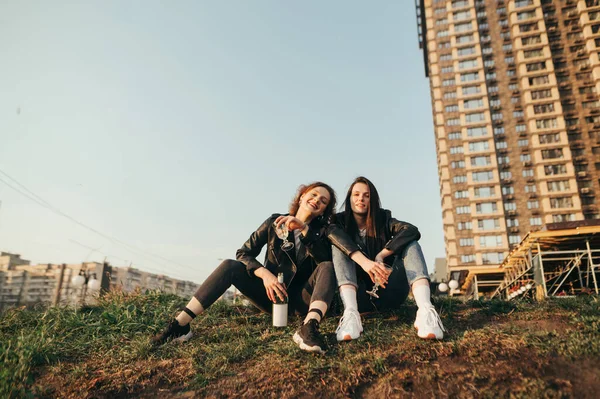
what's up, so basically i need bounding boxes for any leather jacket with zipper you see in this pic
[327,209,421,261]
[236,213,331,287]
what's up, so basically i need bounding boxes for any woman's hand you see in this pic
[255,268,287,302]
[349,251,391,287]
[274,215,308,233]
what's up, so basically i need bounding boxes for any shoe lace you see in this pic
[336,311,360,333]
[425,308,446,332]
[306,320,322,342]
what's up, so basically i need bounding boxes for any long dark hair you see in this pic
[289,182,337,223]
[342,176,384,257]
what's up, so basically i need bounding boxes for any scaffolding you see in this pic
[490,225,600,300]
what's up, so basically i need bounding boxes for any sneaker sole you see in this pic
[293,332,325,354]
[336,333,360,342]
[173,331,193,343]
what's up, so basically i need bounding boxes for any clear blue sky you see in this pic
[0,1,443,283]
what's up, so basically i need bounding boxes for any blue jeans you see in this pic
[332,241,429,311]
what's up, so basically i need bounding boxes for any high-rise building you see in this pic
[416,0,600,295]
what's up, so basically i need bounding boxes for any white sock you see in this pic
[340,286,358,313]
[412,284,433,310]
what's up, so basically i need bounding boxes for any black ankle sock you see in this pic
[182,307,197,320]
[306,308,323,323]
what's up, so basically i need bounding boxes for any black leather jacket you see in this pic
[236,214,331,287]
[327,209,421,261]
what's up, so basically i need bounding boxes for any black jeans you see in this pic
[355,257,410,313]
[193,259,336,316]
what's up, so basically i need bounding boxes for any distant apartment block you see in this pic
[0,252,198,309]
[416,0,600,295]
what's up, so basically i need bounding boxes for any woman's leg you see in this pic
[290,261,336,354]
[384,241,445,339]
[152,259,271,345]
[331,245,364,341]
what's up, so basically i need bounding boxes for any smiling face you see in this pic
[349,182,370,216]
[299,186,331,218]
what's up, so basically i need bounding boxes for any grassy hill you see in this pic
[1,291,599,398]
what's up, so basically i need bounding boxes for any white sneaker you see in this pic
[335,309,363,342]
[414,307,445,340]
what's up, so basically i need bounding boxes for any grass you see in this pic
[0,291,599,398]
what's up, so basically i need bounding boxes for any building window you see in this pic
[456,205,471,214]
[547,180,570,192]
[446,104,459,113]
[517,11,537,20]
[522,35,541,45]
[544,164,567,175]
[461,72,480,82]
[520,154,531,162]
[541,148,564,159]
[523,169,534,177]
[457,221,472,230]
[467,127,488,137]
[480,235,503,247]
[492,112,503,120]
[476,202,498,214]
[456,34,474,44]
[453,175,467,183]
[448,132,462,140]
[454,22,473,33]
[459,59,478,69]
[459,238,474,246]
[471,155,492,166]
[451,160,466,168]
[507,218,519,227]
[453,10,471,20]
[450,145,464,154]
[469,140,490,151]
[496,141,508,149]
[504,202,517,211]
[462,85,481,95]
[455,190,469,199]
[509,235,521,245]
[478,218,500,230]
[519,22,538,33]
[513,110,525,118]
[518,139,529,147]
[444,91,457,99]
[461,254,475,263]
[550,196,574,208]
[529,75,550,86]
[502,186,514,195]
[526,61,546,72]
[442,78,456,86]
[441,66,455,74]
[531,89,552,99]
[447,118,461,126]
[494,126,505,135]
[539,133,561,144]
[457,47,477,56]
[534,103,555,114]
[466,112,486,123]
[552,214,575,223]
[525,184,536,193]
[474,186,495,198]
[437,30,449,37]
[530,217,543,226]
[527,200,539,209]
[464,98,484,109]
[497,155,510,165]
[440,54,453,61]
[472,171,494,182]
[536,118,558,129]
[482,252,505,264]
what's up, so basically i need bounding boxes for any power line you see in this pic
[0,168,196,274]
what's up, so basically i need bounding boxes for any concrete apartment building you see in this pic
[0,252,198,309]
[416,0,600,295]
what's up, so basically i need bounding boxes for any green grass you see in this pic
[1,292,598,398]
